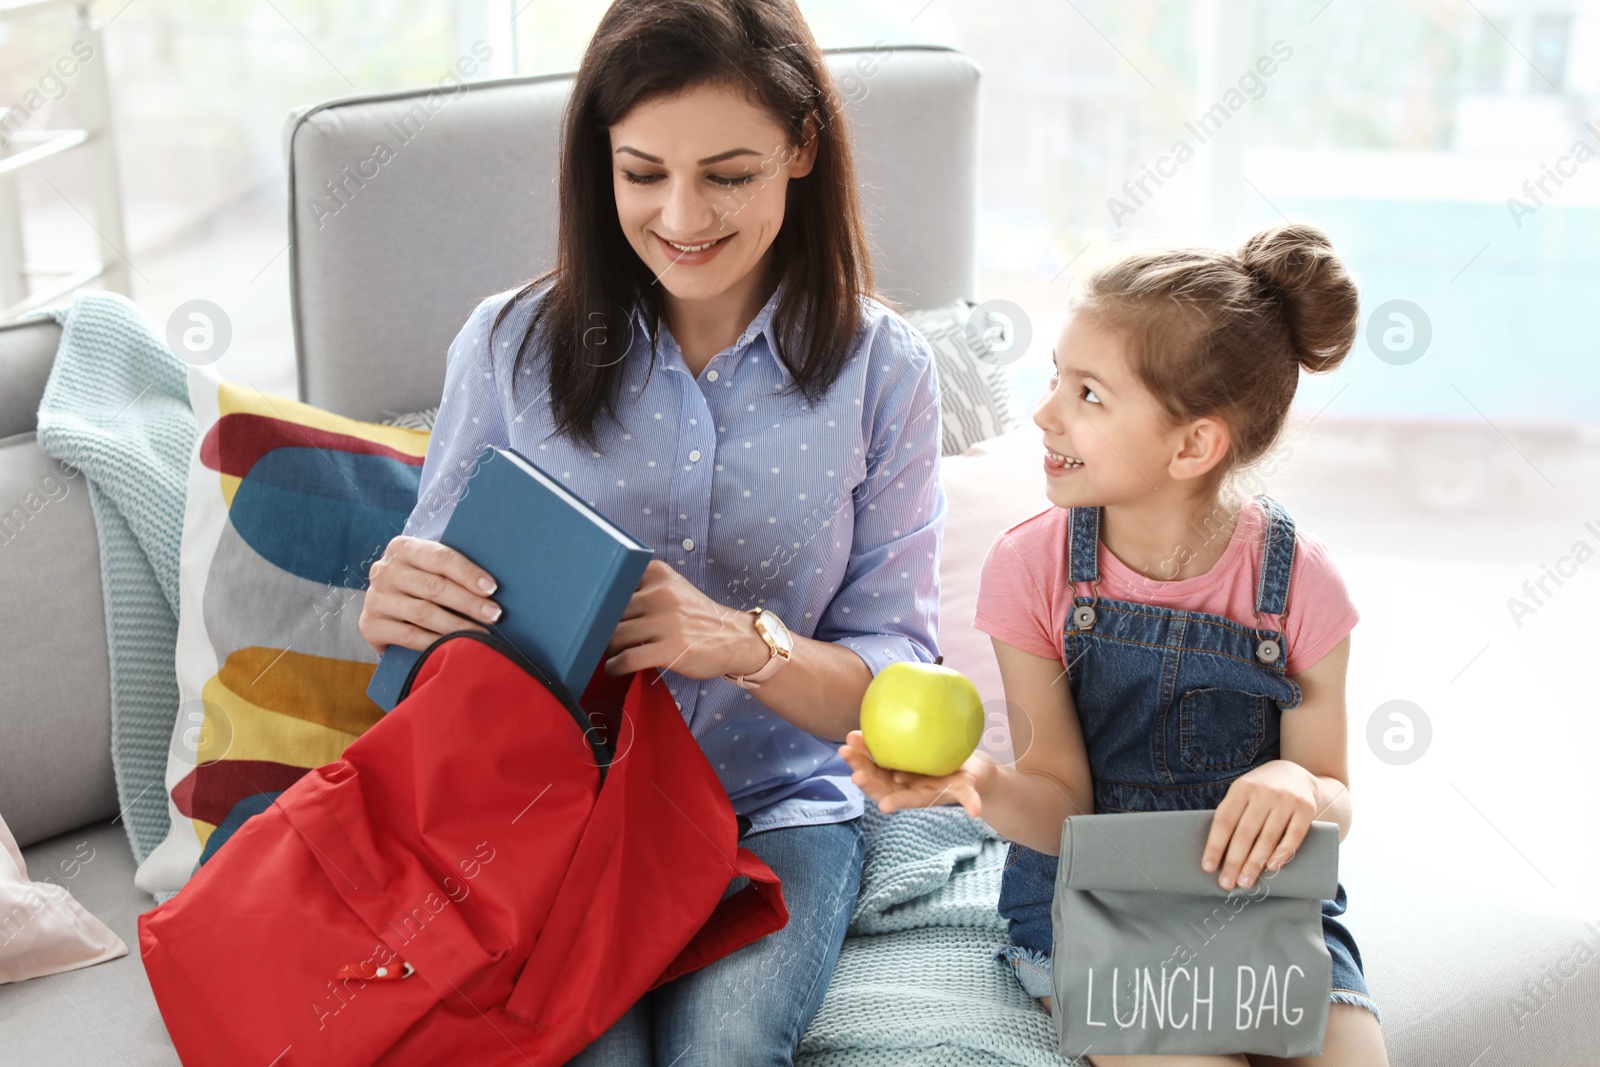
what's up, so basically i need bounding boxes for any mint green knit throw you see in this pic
[29,291,195,867]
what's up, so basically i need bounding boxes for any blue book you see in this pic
[365,444,654,710]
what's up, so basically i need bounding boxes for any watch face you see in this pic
[756,610,794,654]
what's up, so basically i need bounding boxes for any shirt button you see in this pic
[682,537,696,551]
[689,449,702,462]
[706,370,719,382]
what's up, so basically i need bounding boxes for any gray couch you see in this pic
[2,45,1597,1066]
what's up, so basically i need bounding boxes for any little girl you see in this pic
[839,222,1389,1067]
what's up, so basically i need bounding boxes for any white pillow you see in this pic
[0,811,126,984]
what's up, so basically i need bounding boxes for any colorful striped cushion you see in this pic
[136,365,431,893]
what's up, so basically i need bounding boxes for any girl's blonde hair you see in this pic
[1068,222,1359,491]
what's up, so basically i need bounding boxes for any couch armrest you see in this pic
[0,316,64,438]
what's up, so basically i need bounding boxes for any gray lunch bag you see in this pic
[1052,809,1339,1059]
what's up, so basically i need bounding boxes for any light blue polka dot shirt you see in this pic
[401,274,946,834]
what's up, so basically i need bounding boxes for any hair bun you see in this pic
[1238,222,1358,374]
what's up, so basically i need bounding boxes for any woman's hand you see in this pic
[358,535,502,655]
[1201,758,1319,890]
[603,560,770,680]
[836,730,992,819]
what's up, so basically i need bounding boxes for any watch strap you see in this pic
[741,646,787,685]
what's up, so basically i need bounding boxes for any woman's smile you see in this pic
[655,230,735,263]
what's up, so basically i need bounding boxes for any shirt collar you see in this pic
[634,274,793,384]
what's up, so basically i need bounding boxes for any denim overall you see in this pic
[992,496,1378,1021]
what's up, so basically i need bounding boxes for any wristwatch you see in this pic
[723,607,794,689]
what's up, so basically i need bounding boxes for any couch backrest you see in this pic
[285,45,981,421]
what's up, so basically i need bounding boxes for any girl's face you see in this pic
[1033,312,1195,510]
[609,83,817,303]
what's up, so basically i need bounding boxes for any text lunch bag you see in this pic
[1052,809,1339,1059]
[138,627,788,1065]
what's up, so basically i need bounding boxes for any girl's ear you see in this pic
[1169,415,1229,483]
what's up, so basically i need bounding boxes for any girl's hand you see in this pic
[836,730,992,819]
[359,535,500,655]
[1201,759,1319,890]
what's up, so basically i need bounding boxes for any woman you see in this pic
[356,1,945,1062]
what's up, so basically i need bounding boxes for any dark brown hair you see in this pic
[1069,221,1359,489]
[489,0,881,452]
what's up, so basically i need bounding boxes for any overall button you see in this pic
[682,538,696,552]
[1255,637,1281,664]
[1073,604,1096,629]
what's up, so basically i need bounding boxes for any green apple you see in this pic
[859,661,984,777]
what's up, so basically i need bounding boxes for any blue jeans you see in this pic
[567,816,865,1066]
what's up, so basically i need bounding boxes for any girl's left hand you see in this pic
[837,730,990,818]
[603,560,768,680]
[1201,759,1319,890]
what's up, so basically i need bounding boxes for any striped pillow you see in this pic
[902,300,1023,455]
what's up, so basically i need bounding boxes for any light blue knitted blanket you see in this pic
[28,291,195,867]
[798,804,1083,1066]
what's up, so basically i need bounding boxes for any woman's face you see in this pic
[609,82,817,303]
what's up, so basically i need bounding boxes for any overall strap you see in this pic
[1253,495,1297,619]
[1068,506,1101,584]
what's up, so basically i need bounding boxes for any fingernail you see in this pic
[481,603,501,620]
[478,577,496,594]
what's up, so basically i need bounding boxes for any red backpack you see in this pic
[138,628,788,1065]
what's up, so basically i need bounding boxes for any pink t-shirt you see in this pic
[974,499,1358,676]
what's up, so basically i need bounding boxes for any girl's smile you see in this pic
[1043,445,1084,477]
